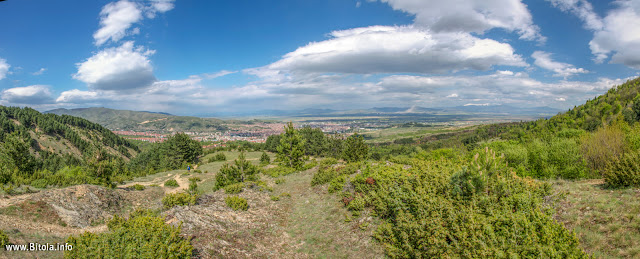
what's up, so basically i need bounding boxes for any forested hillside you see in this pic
[0,106,203,191]
[47,107,228,132]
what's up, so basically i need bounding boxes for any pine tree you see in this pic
[343,133,368,163]
[260,152,270,165]
[276,122,306,169]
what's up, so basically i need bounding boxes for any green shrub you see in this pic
[30,178,48,189]
[65,209,193,258]
[328,175,347,193]
[263,166,296,178]
[225,196,248,211]
[162,192,198,209]
[280,192,291,197]
[208,153,227,163]
[270,195,280,201]
[319,158,338,167]
[275,178,285,184]
[342,148,586,258]
[311,166,337,186]
[603,151,640,187]
[257,181,274,192]
[164,179,179,187]
[213,152,260,190]
[224,183,244,194]
[347,196,365,211]
[0,229,9,247]
[301,161,318,170]
[189,177,201,183]
[192,169,202,174]
[133,184,145,191]
[260,152,271,165]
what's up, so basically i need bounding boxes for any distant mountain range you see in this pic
[47,107,229,132]
[46,105,560,132]
[196,105,561,118]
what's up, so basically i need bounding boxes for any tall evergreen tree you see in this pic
[343,133,368,163]
[276,122,306,169]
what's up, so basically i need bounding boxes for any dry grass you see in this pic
[552,179,640,258]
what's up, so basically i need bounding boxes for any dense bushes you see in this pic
[164,179,179,187]
[225,196,248,211]
[214,152,260,190]
[581,125,626,173]
[336,148,586,258]
[224,183,244,194]
[208,153,227,162]
[65,209,193,258]
[162,192,198,209]
[603,151,640,187]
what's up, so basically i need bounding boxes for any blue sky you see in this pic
[1,0,640,115]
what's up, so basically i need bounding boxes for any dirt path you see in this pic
[0,214,106,238]
[269,169,384,258]
[0,193,33,208]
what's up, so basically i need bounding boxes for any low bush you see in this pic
[275,178,285,184]
[341,148,586,258]
[311,166,337,186]
[328,175,347,193]
[0,229,9,247]
[65,209,193,258]
[319,158,338,168]
[208,153,227,163]
[603,151,640,187]
[189,177,201,183]
[133,184,145,191]
[192,169,202,174]
[263,166,296,178]
[301,161,318,171]
[162,192,198,209]
[225,196,248,211]
[270,195,280,201]
[164,179,179,187]
[224,183,244,194]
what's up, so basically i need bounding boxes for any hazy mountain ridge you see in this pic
[47,107,229,132]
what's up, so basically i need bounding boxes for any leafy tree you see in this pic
[581,125,626,173]
[343,133,368,162]
[276,122,306,169]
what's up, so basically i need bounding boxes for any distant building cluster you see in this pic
[111,121,356,143]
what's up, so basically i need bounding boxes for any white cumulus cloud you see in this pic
[247,26,526,77]
[531,51,588,78]
[73,41,156,91]
[1,85,54,105]
[93,0,143,46]
[377,0,545,42]
[549,0,640,68]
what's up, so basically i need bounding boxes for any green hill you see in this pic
[46,107,229,132]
